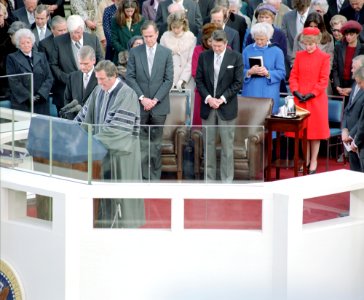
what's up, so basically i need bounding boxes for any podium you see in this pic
[26,116,108,220]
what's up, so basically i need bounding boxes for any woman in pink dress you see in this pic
[191,23,218,126]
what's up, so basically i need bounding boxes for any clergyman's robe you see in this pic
[75,80,145,228]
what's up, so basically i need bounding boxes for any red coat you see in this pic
[289,48,330,140]
[191,45,204,126]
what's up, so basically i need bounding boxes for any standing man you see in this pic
[50,14,103,113]
[126,20,173,181]
[155,0,202,36]
[195,29,243,182]
[38,15,67,61]
[343,57,364,171]
[61,45,98,119]
[13,0,38,26]
[281,0,311,72]
[75,60,145,228]
[209,6,240,52]
[30,4,51,48]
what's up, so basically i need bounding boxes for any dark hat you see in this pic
[302,27,320,36]
[340,20,362,34]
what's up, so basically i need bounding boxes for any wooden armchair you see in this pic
[161,93,189,180]
[192,96,273,180]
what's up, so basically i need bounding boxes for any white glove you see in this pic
[176,80,185,92]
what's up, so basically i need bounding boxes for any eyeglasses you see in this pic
[331,28,340,32]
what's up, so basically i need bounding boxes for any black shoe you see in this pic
[308,169,316,175]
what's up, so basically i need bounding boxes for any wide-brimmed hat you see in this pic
[340,20,362,34]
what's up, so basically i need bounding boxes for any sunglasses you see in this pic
[331,28,340,32]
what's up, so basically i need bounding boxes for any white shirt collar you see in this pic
[107,77,121,94]
[84,68,94,79]
[214,48,227,60]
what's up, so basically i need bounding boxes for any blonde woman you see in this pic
[160,11,196,92]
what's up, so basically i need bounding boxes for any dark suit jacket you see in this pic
[354,102,364,152]
[331,42,364,90]
[198,0,215,20]
[126,43,174,116]
[197,25,240,52]
[281,9,298,64]
[39,0,66,17]
[38,34,55,61]
[155,0,202,36]
[195,48,243,121]
[343,83,364,137]
[6,49,53,115]
[64,70,97,107]
[204,13,247,51]
[31,24,52,49]
[339,4,364,24]
[49,32,103,107]
[14,0,24,10]
[13,7,32,26]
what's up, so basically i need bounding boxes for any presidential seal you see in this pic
[0,260,23,300]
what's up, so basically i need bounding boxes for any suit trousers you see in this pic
[140,113,167,180]
[202,109,236,182]
[349,151,362,172]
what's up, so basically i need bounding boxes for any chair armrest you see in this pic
[247,131,265,180]
[191,128,203,177]
[175,127,187,178]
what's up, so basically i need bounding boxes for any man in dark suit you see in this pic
[38,15,67,60]
[281,0,311,73]
[155,0,203,36]
[38,15,67,114]
[343,57,364,171]
[204,0,247,51]
[13,0,38,27]
[49,14,103,113]
[30,4,51,48]
[126,20,174,180]
[62,45,97,119]
[340,0,364,23]
[209,6,240,52]
[351,66,364,171]
[195,29,243,182]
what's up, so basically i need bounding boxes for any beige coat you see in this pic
[160,30,196,87]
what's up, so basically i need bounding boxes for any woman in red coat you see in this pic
[289,27,330,174]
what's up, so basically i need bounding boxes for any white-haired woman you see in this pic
[6,28,53,115]
[242,22,285,114]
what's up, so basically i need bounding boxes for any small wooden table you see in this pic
[265,113,310,181]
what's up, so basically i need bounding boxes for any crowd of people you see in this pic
[1,0,364,184]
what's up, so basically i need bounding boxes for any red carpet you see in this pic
[27,157,350,229]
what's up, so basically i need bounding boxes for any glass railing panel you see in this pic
[93,198,171,229]
[184,198,262,230]
[195,125,266,183]
[303,192,350,224]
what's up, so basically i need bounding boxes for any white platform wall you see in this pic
[1,168,364,300]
